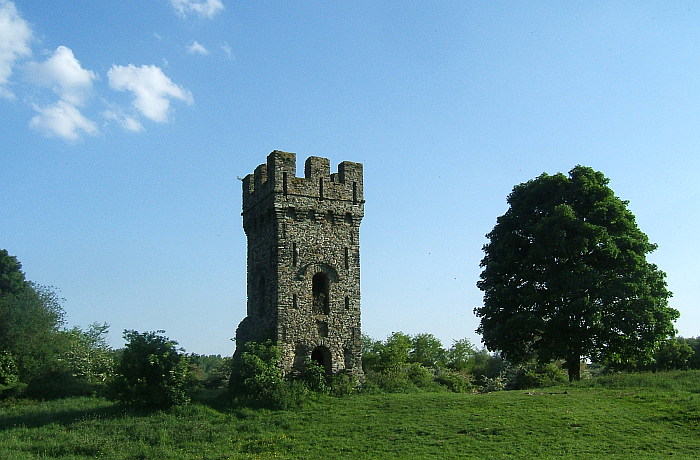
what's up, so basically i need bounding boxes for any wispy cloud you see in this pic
[221,41,232,59]
[0,0,33,100]
[104,108,144,132]
[187,41,209,55]
[171,0,224,19]
[107,64,193,123]
[30,100,97,140]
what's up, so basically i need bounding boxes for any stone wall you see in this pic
[235,150,364,379]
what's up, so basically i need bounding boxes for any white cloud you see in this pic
[221,41,232,59]
[25,46,97,106]
[104,109,144,132]
[171,0,224,19]
[107,64,193,123]
[187,41,209,55]
[0,0,32,100]
[30,100,97,140]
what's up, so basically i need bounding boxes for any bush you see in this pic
[510,362,568,390]
[229,340,308,409]
[107,330,194,409]
[434,368,473,393]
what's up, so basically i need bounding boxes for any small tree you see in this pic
[61,322,114,384]
[409,333,446,368]
[108,330,193,408]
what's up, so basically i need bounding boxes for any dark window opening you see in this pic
[317,321,328,338]
[283,172,288,196]
[352,181,358,204]
[292,242,297,267]
[293,293,298,309]
[344,247,349,269]
[311,346,332,374]
[345,296,350,310]
[345,212,353,224]
[319,177,324,200]
[312,273,330,315]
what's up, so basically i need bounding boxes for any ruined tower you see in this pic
[234,150,364,378]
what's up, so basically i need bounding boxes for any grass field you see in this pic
[1,370,699,459]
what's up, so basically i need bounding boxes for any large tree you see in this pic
[475,166,676,381]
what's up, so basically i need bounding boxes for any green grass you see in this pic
[1,370,699,459]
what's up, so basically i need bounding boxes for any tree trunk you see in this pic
[566,356,581,382]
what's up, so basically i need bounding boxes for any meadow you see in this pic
[1,370,699,459]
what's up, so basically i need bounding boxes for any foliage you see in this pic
[193,354,234,389]
[0,250,67,383]
[107,330,194,409]
[297,358,330,394]
[409,333,447,368]
[476,166,677,381]
[0,351,18,387]
[229,340,308,409]
[652,337,695,371]
[377,331,412,371]
[59,323,114,385]
[509,361,568,390]
[445,338,478,373]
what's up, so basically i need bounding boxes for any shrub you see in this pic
[434,368,473,393]
[510,362,568,390]
[229,340,308,409]
[107,330,194,409]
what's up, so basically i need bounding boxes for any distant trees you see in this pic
[476,166,677,381]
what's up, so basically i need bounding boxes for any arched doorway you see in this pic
[310,346,332,375]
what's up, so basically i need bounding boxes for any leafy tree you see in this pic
[653,338,694,371]
[378,332,412,371]
[108,330,194,408]
[445,339,478,373]
[0,250,66,382]
[60,322,114,384]
[409,333,446,368]
[476,166,676,381]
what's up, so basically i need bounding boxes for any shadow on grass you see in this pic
[0,398,181,430]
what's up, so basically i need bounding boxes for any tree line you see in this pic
[0,165,693,407]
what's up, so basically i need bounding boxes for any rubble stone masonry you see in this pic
[234,150,364,379]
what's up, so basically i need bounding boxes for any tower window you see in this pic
[292,242,298,267]
[319,177,324,200]
[345,296,350,310]
[352,181,358,204]
[344,247,349,270]
[293,293,298,309]
[283,172,288,196]
[312,273,330,315]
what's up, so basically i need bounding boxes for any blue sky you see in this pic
[2,1,699,355]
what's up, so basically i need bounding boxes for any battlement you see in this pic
[243,150,364,211]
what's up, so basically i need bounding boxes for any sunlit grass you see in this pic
[1,370,699,459]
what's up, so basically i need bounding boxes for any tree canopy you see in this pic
[0,249,66,382]
[475,166,676,381]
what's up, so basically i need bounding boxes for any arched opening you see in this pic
[311,346,332,375]
[312,272,329,315]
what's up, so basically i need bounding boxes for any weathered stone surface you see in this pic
[234,150,364,379]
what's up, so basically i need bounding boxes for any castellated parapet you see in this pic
[234,150,364,379]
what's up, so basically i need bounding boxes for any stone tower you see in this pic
[234,150,364,379]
